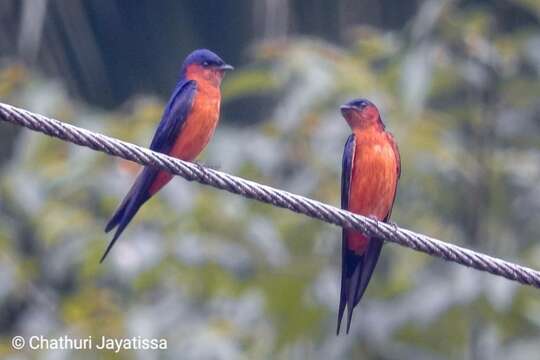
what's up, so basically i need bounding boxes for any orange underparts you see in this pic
[346,231,370,254]
[149,79,221,196]
[346,128,399,254]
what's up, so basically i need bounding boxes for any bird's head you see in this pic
[182,49,234,87]
[340,99,384,130]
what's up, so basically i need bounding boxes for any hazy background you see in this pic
[1,0,539,359]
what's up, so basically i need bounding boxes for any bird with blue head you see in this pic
[102,49,233,263]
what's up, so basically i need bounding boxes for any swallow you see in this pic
[101,49,233,263]
[337,99,401,334]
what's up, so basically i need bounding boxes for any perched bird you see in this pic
[337,99,401,334]
[102,49,233,263]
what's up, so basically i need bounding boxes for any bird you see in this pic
[337,99,401,334]
[101,49,233,263]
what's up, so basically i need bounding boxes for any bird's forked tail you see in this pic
[101,169,154,263]
[337,236,384,334]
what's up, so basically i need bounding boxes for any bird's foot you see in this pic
[388,220,399,232]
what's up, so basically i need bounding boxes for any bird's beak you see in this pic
[218,64,234,71]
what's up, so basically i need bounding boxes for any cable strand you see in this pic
[1,102,539,288]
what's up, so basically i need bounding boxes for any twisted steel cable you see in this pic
[1,102,539,288]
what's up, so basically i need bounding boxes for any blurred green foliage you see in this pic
[0,1,539,359]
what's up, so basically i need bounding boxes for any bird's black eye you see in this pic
[355,101,367,109]
[202,61,210,67]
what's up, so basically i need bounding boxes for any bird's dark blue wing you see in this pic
[101,80,197,263]
[340,134,355,210]
[149,80,197,153]
[337,133,355,333]
[383,131,401,222]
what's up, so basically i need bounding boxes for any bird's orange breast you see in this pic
[169,83,221,161]
[148,83,221,195]
[346,129,399,253]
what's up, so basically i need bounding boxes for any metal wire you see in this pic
[1,102,539,289]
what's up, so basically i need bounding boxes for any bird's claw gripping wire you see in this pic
[388,220,399,233]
